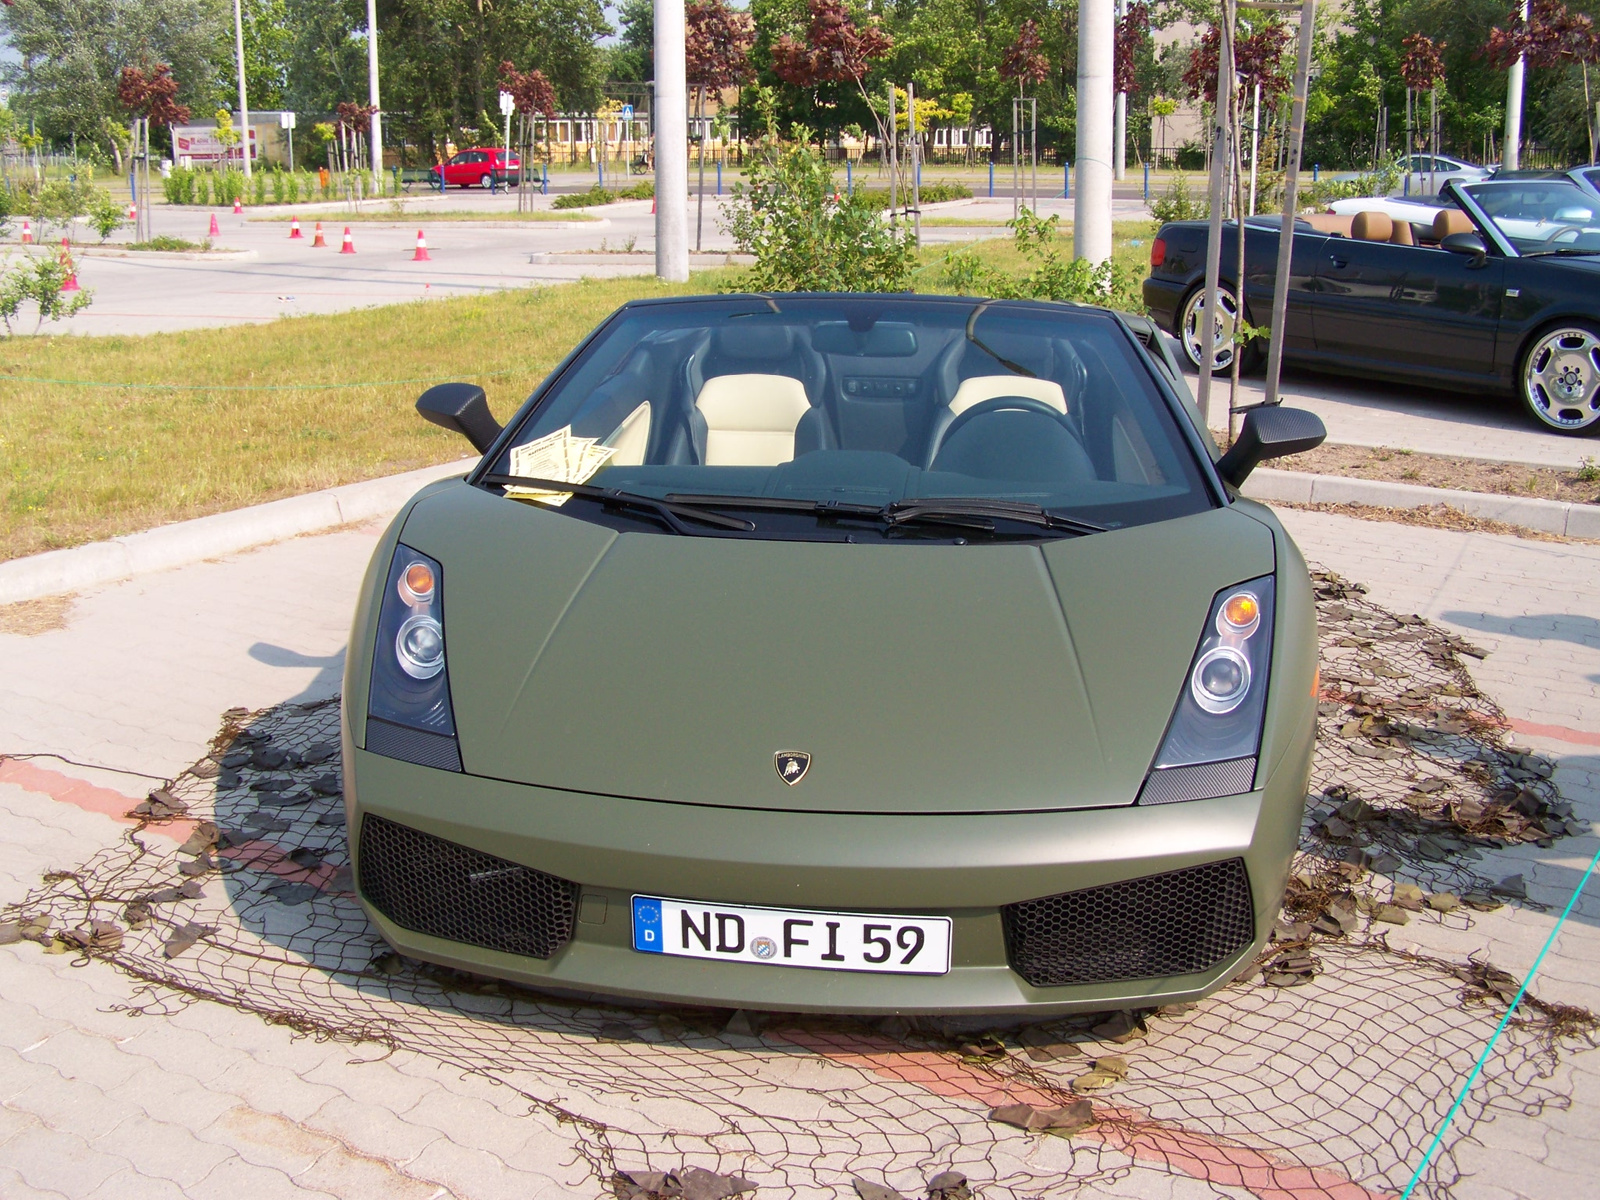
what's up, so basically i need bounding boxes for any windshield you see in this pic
[482,296,1213,539]
[1461,180,1600,254]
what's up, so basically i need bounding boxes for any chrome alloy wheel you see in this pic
[1181,285,1240,375]
[1522,326,1600,434]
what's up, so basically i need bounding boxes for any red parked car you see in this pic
[429,148,521,189]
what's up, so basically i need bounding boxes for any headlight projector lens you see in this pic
[396,614,445,679]
[1192,645,1251,713]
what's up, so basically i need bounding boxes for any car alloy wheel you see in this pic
[1521,324,1600,435]
[1180,284,1243,376]
[480,173,494,189]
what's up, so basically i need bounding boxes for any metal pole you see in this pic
[654,0,690,281]
[1030,97,1038,213]
[232,0,252,178]
[696,87,706,252]
[909,82,920,245]
[1114,0,1126,181]
[1504,0,1528,171]
[1012,97,1019,220]
[1262,0,1317,409]
[1247,81,1260,215]
[888,84,899,224]
[1195,0,1234,427]
[367,0,383,192]
[1075,0,1114,263]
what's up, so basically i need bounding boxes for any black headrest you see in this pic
[712,323,796,361]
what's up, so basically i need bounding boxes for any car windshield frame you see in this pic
[470,295,1225,542]
[1456,178,1600,257]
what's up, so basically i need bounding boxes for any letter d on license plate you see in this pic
[631,895,951,975]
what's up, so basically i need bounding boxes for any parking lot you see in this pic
[5,192,1600,1200]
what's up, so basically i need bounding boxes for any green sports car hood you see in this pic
[395,482,1276,815]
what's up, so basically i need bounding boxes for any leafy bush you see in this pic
[1150,174,1208,225]
[851,180,974,212]
[128,236,208,251]
[618,179,654,200]
[552,184,615,209]
[0,252,92,334]
[937,209,1144,311]
[724,135,918,293]
[1301,157,1402,209]
[253,171,267,206]
[86,188,124,241]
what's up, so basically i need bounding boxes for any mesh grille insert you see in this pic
[1002,858,1255,987]
[358,815,578,960]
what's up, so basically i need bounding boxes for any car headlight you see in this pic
[366,544,462,771]
[1139,575,1274,805]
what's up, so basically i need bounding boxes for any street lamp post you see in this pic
[367,0,384,193]
[232,0,252,178]
[1075,0,1114,263]
[655,0,690,280]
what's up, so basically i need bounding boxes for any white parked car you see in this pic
[1392,154,1490,197]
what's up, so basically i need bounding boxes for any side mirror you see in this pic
[1216,405,1326,489]
[1440,231,1487,265]
[416,382,502,454]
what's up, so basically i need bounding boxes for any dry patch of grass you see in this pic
[0,593,75,635]
[0,270,735,562]
[1281,501,1592,544]
[1278,444,1600,506]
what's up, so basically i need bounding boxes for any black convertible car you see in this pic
[1143,176,1600,435]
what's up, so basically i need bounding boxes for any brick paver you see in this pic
[3,504,1599,1198]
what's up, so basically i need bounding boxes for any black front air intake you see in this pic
[1002,858,1255,987]
[358,815,578,959]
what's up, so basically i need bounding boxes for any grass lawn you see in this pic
[0,223,1157,563]
[249,209,599,224]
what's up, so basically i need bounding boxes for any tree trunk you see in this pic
[696,86,706,252]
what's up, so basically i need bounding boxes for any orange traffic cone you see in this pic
[311,222,327,248]
[233,197,243,215]
[59,237,80,292]
[289,216,303,239]
[208,213,220,238]
[412,230,431,261]
[339,226,356,254]
[127,201,138,220]
[651,197,657,213]
[20,218,31,244]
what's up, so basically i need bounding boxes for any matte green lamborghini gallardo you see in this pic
[342,293,1329,1015]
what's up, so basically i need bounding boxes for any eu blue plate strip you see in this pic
[632,896,664,953]
[1400,835,1600,1198]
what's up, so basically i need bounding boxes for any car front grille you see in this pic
[1002,858,1255,987]
[358,814,578,960]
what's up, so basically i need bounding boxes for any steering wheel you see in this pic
[1539,224,1588,246]
[930,395,1076,466]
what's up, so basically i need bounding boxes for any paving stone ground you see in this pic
[3,504,1599,1199]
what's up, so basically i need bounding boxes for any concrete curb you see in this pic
[1243,467,1600,538]
[4,461,1591,607]
[0,459,472,606]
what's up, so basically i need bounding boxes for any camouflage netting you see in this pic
[3,569,1597,1200]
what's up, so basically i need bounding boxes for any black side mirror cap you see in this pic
[1440,231,1488,264]
[1216,405,1327,489]
[416,382,502,454]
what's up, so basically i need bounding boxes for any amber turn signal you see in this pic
[1217,591,1261,637]
[399,561,436,605]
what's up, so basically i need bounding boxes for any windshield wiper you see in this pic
[664,492,1106,537]
[1521,246,1600,257]
[886,497,1106,536]
[482,474,755,533]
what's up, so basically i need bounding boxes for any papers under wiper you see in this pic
[505,425,617,506]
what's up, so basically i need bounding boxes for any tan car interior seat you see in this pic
[1389,219,1416,245]
[1433,209,1475,239]
[1351,211,1394,242]
[1302,212,1355,237]
[948,375,1068,416]
[692,374,813,466]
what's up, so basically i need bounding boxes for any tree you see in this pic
[1485,0,1600,158]
[117,64,193,146]
[1115,3,1151,97]
[687,0,753,248]
[1000,19,1049,96]
[607,0,654,84]
[3,0,228,160]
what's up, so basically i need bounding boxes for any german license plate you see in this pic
[631,895,951,975]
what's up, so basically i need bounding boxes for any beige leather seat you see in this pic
[1302,212,1355,237]
[947,375,1068,416]
[602,401,651,466]
[1433,209,1475,240]
[1389,219,1415,245]
[1351,211,1394,242]
[692,374,813,466]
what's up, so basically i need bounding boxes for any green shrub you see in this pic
[1301,157,1402,209]
[724,133,918,293]
[937,209,1144,310]
[552,184,615,209]
[618,179,655,200]
[1150,174,1207,225]
[86,188,124,240]
[253,171,266,206]
[0,252,92,333]
[128,236,207,251]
